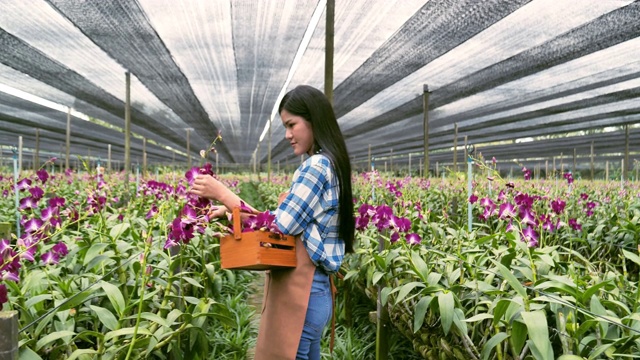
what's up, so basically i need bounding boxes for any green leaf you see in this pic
[581,281,610,305]
[109,222,130,239]
[410,251,430,283]
[481,332,509,360]
[494,261,527,298]
[492,298,512,325]
[67,349,99,360]
[381,287,392,306]
[104,327,152,342]
[25,294,52,308]
[521,311,554,360]
[510,319,527,355]
[182,276,205,289]
[452,308,467,334]
[57,290,94,312]
[138,312,171,328]
[622,249,640,266]
[557,356,585,360]
[464,313,494,322]
[101,281,125,317]
[535,280,579,298]
[184,296,202,305]
[413,296,433,333]
[83,243,110,266]
[438,291,454,335]
[373,253,386,270]
[18,347,42,360]
[36,330,76,351]
[394,282,425,305]
[588,344,614,360]
[590,295,609,335]
[90,305,119,331]
[372,271,385,286]
[426,272,442,286]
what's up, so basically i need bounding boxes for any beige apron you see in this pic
[254,237,316,360]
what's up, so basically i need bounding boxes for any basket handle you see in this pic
[232,207,242,240]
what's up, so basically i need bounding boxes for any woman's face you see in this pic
[281,109,314,156]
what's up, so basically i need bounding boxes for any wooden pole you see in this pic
[65,108,71,170]
[368,144,372,172]
[606,160,609,180]
[573,148,576,174]
[186,129,191,169]
[142,137,147,177]
[624,124,630,181]
[545,160,548,180]
[108,144,111,173]
[0,311,18,360]
[376,234,390,360]
[32,128,39,170]
[124,72,131,190]
[324,0,334,104]
[453,123,458,173]
[389,149,393,174]
[590,141,594,180]
[268,119,272,183]
[423,84,430,177]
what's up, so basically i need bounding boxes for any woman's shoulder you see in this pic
[297,154,334,179]
[307,153,331,167]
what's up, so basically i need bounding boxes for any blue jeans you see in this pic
[296,268,332,360]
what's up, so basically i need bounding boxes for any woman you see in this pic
[190,85,354,360]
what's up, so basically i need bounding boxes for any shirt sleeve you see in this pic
[275,160,327,236]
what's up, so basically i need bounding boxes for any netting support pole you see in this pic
[186,129,191,169]
[590,141,594,180]
[108,144,111,173]
[268,118,272,184]
[324,0,334,104]
[624,124,629,181]
[423,84,430,177]
[453,123,458,173]
[66,108,71,170]
[34,128,40,170]
[143,137,147,178]
[124,72,131,193]
[376,233,390,360]
[368,144,371,174]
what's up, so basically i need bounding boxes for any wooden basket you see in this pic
[219,207,297,270]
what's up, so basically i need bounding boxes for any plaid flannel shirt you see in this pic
[275,154,343,273]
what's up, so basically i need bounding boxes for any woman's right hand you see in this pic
[190,174,227,201]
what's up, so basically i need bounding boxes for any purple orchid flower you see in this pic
[550,199,566,215]
[499,203,516,219]
[406,233,422,245]
[36,169,49,184]
[521,226,538,247]
[16,178,32,191]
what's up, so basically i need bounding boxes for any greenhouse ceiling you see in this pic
[0,0,639,172]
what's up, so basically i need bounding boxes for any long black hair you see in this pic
[279,85,354,253]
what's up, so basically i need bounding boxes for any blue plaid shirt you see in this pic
[275,154,343,273]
